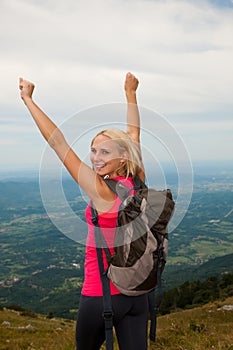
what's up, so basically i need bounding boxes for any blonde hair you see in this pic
[91,128,142,178]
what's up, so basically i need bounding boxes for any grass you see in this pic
[0,309,76,350]
[151,297,233,350]
[1,296,233,350]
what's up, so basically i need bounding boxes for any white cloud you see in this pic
[0,0,233,168]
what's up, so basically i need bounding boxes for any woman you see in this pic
[19,72,148,350]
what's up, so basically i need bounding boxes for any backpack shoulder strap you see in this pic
[90,203,114,350]
[133,174,148,189]
[103,178,132,201]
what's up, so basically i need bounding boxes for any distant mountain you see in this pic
[164,253,233,291]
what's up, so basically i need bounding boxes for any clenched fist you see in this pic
[124,72,139,95]
[19,77,35,102]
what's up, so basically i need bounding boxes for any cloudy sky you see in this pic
[1,0,233,173]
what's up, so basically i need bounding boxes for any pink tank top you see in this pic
[81,176,135,296]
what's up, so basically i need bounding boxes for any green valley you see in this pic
[0,171,233,319]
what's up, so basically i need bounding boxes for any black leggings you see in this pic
[76,294,148,350]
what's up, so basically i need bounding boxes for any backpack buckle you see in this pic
[91,214,98,225]
[103,311,113,320]
[90,203,98,225]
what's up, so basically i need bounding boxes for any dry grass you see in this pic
[0,309,76,350]
[150,296,233,350]
[1,297,233,350]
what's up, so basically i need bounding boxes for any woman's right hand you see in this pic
[19,77,35,102]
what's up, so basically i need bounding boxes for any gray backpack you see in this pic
[106,176,174,295]
[91,175,175,348]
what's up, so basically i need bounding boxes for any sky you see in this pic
[1,0,233,173]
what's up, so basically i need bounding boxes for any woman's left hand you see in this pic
[124,72,139,95]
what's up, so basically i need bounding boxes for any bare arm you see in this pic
[19,78,113,206]
[125,72,140,142]
[124,73,145,180]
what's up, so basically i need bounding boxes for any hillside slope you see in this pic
[164,253,233,290]
[1,297,233,350]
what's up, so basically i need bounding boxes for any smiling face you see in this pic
[90,134,126,178]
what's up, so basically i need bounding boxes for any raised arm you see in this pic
[124,72,140,143]
[19,78,113,205]
[124,73,145,180]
